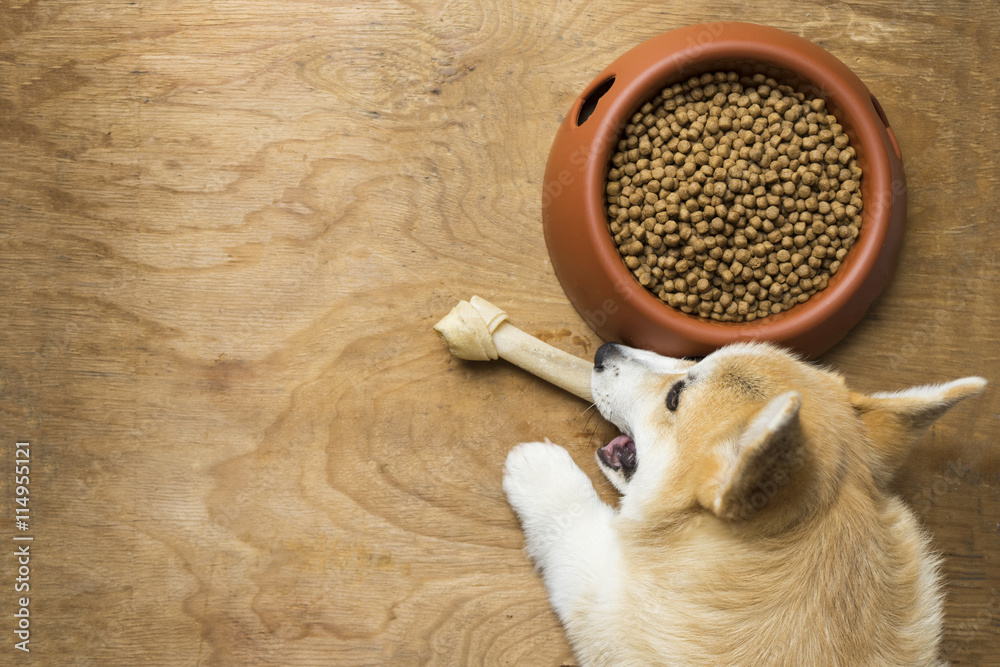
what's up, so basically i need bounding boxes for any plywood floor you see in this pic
[1,1,998,664]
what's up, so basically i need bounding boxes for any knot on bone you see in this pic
[433,296,510,361]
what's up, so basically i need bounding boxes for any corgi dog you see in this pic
[503,342,986,666]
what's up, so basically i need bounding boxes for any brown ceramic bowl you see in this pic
[542,22,905,359]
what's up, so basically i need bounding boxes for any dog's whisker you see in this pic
[583,408,602,443]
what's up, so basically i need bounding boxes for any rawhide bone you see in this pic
[434,296,594,402]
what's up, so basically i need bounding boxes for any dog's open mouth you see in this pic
[598,434,637,479]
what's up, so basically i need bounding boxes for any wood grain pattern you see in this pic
[1,0,998,664]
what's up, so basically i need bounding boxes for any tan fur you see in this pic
[505,342,987,666]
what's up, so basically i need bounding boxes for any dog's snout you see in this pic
[594,342,623,371]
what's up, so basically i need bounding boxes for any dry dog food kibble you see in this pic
[604,71,863,322]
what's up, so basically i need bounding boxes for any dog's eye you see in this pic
[666,380,684,412]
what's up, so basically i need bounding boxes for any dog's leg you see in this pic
[503,441,618,624]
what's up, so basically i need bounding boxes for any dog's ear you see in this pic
[850,377,987,483]
[698,391,804,521]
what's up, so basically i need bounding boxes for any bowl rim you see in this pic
[557,22,901,351]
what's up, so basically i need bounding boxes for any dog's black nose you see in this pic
[594,342,621,371]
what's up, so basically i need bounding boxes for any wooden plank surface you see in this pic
[1,0,998,664]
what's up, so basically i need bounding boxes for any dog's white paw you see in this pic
[503,441,597,524]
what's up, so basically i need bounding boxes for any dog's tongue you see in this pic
[599,434,636,471]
